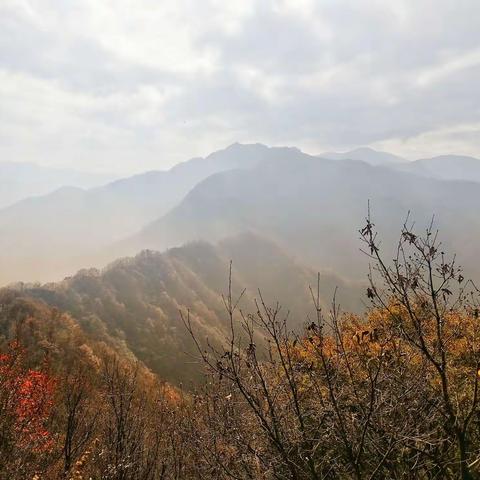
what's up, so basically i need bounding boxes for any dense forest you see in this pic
[15,233,361,385]
[1,220,480,479]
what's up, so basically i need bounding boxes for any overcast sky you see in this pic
[1,0,480,174]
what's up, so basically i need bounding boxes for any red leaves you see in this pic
[0,342,56,452]
[15,369,56,451]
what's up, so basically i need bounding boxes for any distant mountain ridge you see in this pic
[319,148,480,182]
[0,143,297,285]
[391,154,480,183]
[1,142,480,286]
[0,161,115,209]
[319,147,406,165]
[128,150,480,281]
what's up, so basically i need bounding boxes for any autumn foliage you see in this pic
[1,218,480,479]
[0,341,56,477]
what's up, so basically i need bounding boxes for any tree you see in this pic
[0,341,56,478]
[184,219,480,479]
[60,367,98,476]
[360,213,480,479]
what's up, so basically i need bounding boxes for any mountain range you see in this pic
[0,143,287,284]
[1,144,480,287]
[392,155,480,183]
[2,142,480,384]
[320,147,480,182]
[127,151,480,282]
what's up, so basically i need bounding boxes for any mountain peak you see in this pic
[221,142,269,153]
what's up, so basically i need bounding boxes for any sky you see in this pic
[1,0,480,175]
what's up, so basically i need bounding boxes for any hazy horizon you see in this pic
[1,142,479,178]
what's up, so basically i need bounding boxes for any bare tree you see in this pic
[61,367,98,476]
[360,212,480,479]
[99,355,161,480]
[184,218,480,479]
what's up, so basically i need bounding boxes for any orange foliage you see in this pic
[0,341,56,452]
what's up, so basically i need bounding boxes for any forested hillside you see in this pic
[19,233,362,385]
[2,144,480,480]
[1,223,480,478]
[0,288,181,479]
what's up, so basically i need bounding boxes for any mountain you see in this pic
[319,147,406,165]
[19,233,363,385]
[129,153,480,282]
[321,149,480,182]
[391,155,480,183]
[0,143,296,285]
[0,287,126,373]
[3,143,480,288]
[0,161,114,209]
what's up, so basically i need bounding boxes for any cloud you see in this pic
[415,48,480,87]
[1,0,479,173]
[372,122,480,160]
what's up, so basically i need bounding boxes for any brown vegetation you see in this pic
[1,220,480,478]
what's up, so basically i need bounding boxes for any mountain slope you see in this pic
[0,143,295,285]
[21,233,362,385]
[130,153,480,282]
